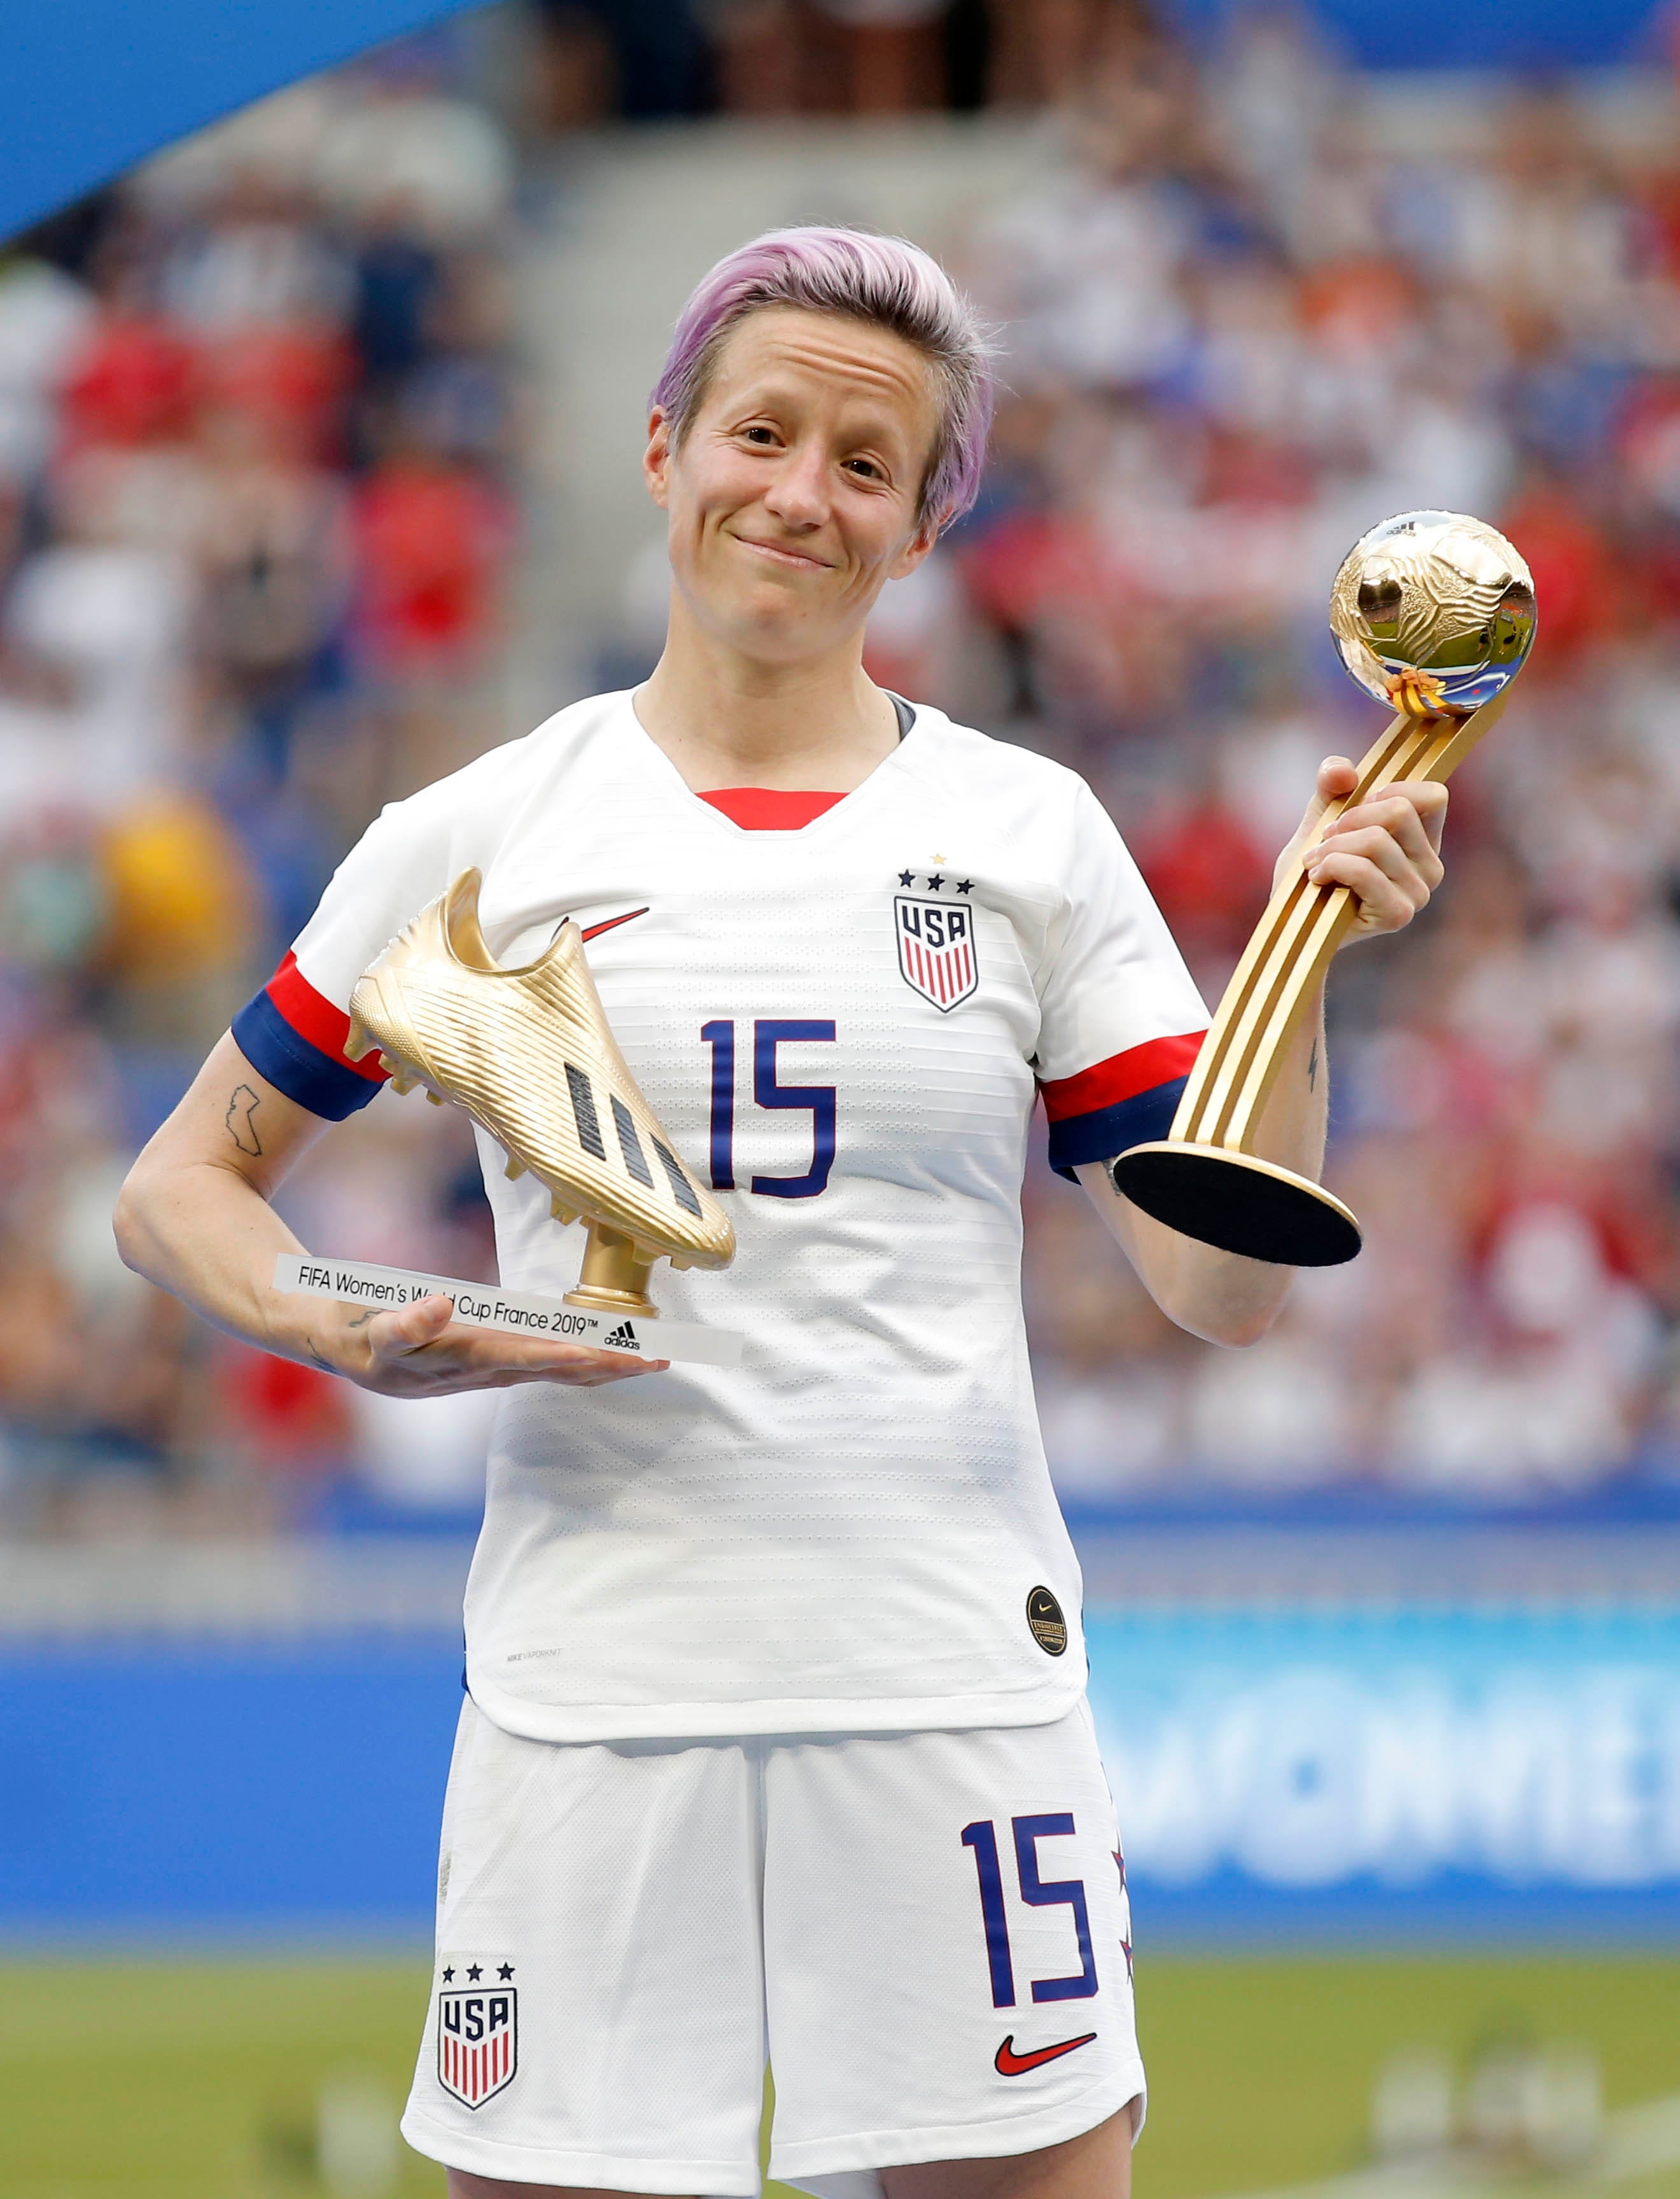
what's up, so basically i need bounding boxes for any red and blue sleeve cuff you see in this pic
[1040,1031,1205,1180]
[230,952,389,1122]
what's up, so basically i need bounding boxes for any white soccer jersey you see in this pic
[235,692,1207,1742]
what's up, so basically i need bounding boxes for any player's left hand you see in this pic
[1273,755,1447,942]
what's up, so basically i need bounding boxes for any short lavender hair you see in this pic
[650,225,995,529]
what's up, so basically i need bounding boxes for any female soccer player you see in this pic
[117,228,1446,2199]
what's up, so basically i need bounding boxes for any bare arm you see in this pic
[1074,984,1327,1347]
[115,1031,661,1392]
[1078,756,1448,1347]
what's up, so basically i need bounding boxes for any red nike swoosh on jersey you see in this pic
[995,2032,1098,2076]
[578,907,649,942]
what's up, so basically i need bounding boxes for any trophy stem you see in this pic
[565,1223,659,1316]
[1110,684,1513,1266]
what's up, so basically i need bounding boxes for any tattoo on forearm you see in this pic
[225,1084,263,1156]
[304,1336,335,1374]
[1308,1038,1319,1091]
[346,1310,374,1330]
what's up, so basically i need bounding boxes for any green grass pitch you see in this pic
[0,1955,1674,2198]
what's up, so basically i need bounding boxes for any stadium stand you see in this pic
[4,3,1680,1537]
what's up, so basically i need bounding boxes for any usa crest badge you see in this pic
[895,892,977,1012]
[437,1960,517,2109]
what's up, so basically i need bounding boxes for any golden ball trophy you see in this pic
[1110,509,1537,1267]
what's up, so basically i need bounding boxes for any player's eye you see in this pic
[741,425,778,445]
[845,457,885,481]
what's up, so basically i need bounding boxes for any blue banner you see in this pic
[1088,1608,1680,1941]
[1,1608,1676,1940]
[0,1640,461,1937]
[1159,0,1667,71]
[0,0,485,245]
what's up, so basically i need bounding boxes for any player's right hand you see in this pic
[323,1292,668,1393]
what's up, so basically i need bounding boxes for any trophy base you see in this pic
[564,1284,658,1316]
[1110,1143,1362,1267]
[274,1253,741,1367]
[563,1222,659,1318]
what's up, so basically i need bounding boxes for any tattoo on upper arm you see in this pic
[226,1084,264,1157]
[1308,1037,1319,1091]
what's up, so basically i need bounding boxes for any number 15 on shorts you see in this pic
[962,1814,1098,2008]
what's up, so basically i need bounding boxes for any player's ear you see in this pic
[888,509,940,583]
[644,408,673,508]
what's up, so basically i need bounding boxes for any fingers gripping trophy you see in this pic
[1112,508,1537,1267]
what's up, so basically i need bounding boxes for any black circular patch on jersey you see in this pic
[1026,1586,1067,1656]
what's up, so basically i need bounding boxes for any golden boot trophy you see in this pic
[345,870,735,1319]
[1111,510,1537,1267]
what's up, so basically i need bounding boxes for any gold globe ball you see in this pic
[1329,509,1536,717]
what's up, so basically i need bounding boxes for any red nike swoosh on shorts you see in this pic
[579,907,649,942]
[995,2032,1098,2076]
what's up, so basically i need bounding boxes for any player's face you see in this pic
[644,307,941,664]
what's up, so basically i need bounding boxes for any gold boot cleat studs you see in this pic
[345,870,734,1317]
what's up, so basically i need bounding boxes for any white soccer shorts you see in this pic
[400,1694,1143,2197]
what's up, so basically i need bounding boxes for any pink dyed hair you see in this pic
[650,225,995,529]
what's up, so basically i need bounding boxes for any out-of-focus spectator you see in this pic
[58,301,197,452]
[350,431,513,677]
[930,10,1680,1506]
[314,64,515,240]
[159,175,355,335]
[1027,1190,1191,1498]
[0,41,517,1539]
[0,258,95,482]
[2,473,195,807]
[14,1,1680,1535]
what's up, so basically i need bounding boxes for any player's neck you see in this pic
[634,609,899,794]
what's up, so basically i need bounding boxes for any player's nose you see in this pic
[761,440,830,529]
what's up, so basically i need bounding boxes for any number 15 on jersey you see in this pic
[701,1019,836,1199]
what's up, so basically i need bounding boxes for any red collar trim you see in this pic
[699,788,845,830]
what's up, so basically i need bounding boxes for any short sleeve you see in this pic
[1035,781,1208,1179]
[230,788,459,1120]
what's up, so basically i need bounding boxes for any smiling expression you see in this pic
[644,306,942,666]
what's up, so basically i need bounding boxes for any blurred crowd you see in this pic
[8,3,1680,1533]
[0,43,514,1533]
[930,6,1680,1505]
[528,0,1063,123]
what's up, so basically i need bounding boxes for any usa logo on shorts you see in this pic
[895,893,977,1012]
[437,1962,517,2108]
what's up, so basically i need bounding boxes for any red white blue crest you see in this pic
[437,1969,517,2109]
[895,894,978,1012]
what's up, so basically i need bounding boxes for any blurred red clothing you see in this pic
[197,327,353,463]
[1200,425,1314,508]
[221,1346,352,1477]
[960,510,1107,633]
[1298,256,1416,349]
[351,456,512,673]
[59,312,198,449]
[1499,482,1618,659]
[1137,797,1271,956]
[1466,1153,1677,1308]
[1639,167,1680,279]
